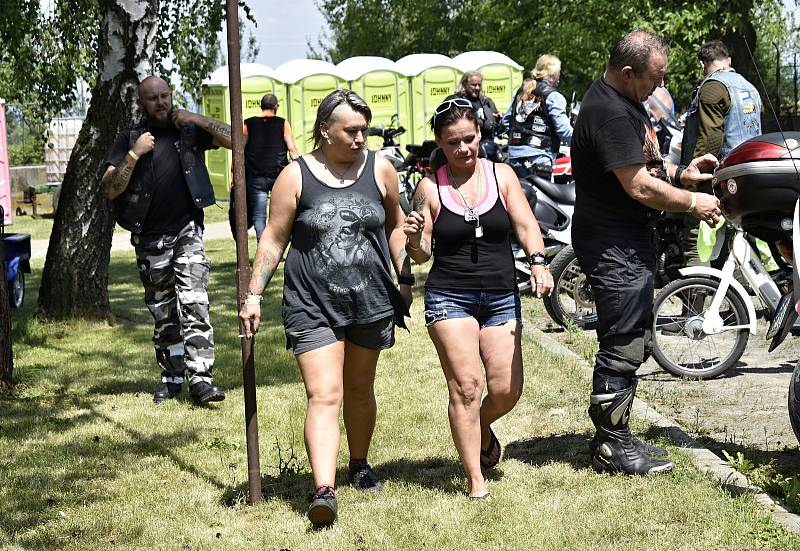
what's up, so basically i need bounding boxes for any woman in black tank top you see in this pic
[238,90,412,527]
[403,99,554,499]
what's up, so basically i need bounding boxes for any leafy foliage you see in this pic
[0,0,255,123]
[317,0,796,111]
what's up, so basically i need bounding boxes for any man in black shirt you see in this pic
[233,93,298,240]
[571,29,721,475]
[103,76,233,405]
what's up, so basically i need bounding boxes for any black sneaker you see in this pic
[348,462,384,492]
[153,383,182,404]
[307,485,337,527]
[188,382,226,404]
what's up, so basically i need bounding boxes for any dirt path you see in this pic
[532,309,800,473]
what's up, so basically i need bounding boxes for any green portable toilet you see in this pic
[453,51,524,115]
[201,63,284,196]
[274,59,346,154]
[336,56,409,151]
[395,54,463,144]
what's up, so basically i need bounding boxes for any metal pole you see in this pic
[225,0,262,504]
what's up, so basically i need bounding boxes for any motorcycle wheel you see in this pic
[398,171,418,215]
[788,361,800,446]
[651,277,749,379]
[542,245,598,330]
[9,271,23,309]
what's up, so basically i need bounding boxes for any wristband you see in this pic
[528,251,547,267]
[128,149,140,161]
[674,165,685,187]
[686,192,697,213]
[398,273,415,286]
[244,292,262,306]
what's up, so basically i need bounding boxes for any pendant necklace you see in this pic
[449,165,484,238]
[322,150,359,186]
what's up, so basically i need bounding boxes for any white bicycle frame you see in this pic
[676,226,779,336]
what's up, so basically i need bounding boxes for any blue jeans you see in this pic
[247,175,276,240]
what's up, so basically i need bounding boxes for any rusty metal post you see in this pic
[225,0,262,503]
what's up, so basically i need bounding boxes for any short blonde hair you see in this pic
[531,55,561,83]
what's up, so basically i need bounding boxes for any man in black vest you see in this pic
[234,93,298,240]
[103,76,233,405]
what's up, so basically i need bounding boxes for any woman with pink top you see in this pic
[403,98,553,499]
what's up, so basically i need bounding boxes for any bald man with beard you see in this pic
[103,76,233,405]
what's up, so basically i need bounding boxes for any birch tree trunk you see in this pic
[37,0,158,319]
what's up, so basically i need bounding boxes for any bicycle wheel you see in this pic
[542,245,598,330]
[651,277,749,379]
[789,361,800,446]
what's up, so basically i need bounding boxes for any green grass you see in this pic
[2,245,799,550]
[8,200,232,241]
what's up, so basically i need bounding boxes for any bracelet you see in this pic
[398,273,415,286]
[128,149,140,161]
[686,192,697,213]
[674,165,685,187]
[528,251,547,267]
[244,292,262,306]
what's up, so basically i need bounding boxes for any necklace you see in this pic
[321,149,359,186]
[448,164,484,238]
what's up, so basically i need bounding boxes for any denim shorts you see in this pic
[424,288,521,328]
[286,315,395,356]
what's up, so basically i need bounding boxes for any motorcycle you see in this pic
[647,131,800,443]
[370,117,436,215]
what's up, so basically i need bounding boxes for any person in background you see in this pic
[230,93,299,240]
[103,76,231,405]
[570,29,721,475]
[675,39,762,267]
[503,54,573,182]
[451,70,502,160]
[403,97,553,499]
[238,90,411,528]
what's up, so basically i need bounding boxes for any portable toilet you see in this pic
[274,59,346,154]
[0,99,10,225]
[395,54,463,144]
[336,56,409,151]
[452,51,524,115]
[201,63,282,196]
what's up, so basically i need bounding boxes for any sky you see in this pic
[226,0,329,69]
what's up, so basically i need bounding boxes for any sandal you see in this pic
[480,427,502,469]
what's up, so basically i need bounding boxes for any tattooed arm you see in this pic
[171,109,233,150]
[102,132,154,200]
[239,162,302,337]
[403,178,435,263]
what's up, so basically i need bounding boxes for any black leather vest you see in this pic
[509,81,559,153]
[113,123,216,235]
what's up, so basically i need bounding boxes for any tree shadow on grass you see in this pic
[2,389,229,540]
[504,431,594,470]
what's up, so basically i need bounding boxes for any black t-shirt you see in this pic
[107,123,214,236]
[572,77,664,227]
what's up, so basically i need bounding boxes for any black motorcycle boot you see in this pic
[589,379,669,459]
[588,386,673,475]
[153,383,182,404]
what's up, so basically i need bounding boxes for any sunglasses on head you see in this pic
[434,97,473,117]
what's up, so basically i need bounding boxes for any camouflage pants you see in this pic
[133,221,215,386]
